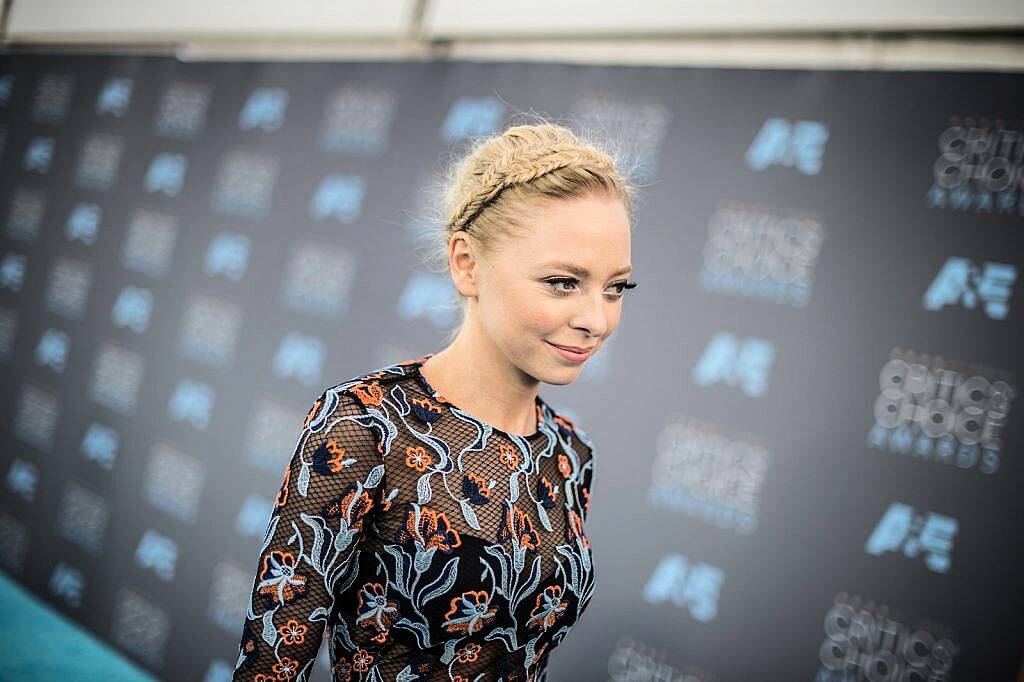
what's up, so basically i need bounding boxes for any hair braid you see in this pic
[448,130,619,235]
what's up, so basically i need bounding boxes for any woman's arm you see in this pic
[231,389,384,681]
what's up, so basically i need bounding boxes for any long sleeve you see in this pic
[232,388,385,682]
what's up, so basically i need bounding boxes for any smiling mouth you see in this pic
[546,341,595,353]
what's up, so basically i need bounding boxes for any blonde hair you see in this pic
[416,116,639,343]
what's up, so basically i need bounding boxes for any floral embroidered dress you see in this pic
[232,353,596,682]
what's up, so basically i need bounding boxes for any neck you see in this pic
[419,322,540,436]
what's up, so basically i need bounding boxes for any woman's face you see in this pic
[470,192,633,385]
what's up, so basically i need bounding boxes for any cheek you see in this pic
[500,291,564,336]
[524,306,564,335]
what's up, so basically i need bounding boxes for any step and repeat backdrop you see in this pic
[0,53,1021,681]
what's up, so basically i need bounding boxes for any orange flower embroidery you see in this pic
[324,439,348,473]
[405,445,433,472]
[278,619,307,645]
[527,585,567,631]
[323,483,375,530]
[257,550,307,605]
[498,444,519,471]
[272,656,300,679]
[350,381,385,407]
[443,590,497,635]
[352,648,374,673]
[410,396,445,418]
[498,502,540,552]
[462,471,492,505]
[396,504,462,554]
[455,642,481,663]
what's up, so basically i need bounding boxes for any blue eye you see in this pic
[546,277,577,295]
[544,277,637,299]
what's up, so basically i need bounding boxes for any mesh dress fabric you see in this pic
[232,353,596,682]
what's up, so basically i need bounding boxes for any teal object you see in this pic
[0,569,158,681]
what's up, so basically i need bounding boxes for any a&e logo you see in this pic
[865,502,958,574]
[692,332,775,397]
[745,118,829,175]
[923,257,1016,320]
[641,552,724,623]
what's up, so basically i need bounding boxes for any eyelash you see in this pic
[545,277,638,299]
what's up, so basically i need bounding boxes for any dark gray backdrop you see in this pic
[0,53,1021,682]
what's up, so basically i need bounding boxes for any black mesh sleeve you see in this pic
[232,389,384,682]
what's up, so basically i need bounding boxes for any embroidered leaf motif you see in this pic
[261,515,279,552]
[441,638,459,664]
[414,545,437,573]
[394,618,431,650]
[297,459,310,497]
[536,502,552,532]
[261,608,277,646]
[365,463,384,488]
[417,473,432,504]
[300,512,325,572]
[396,665,418,682]
[460,498,481,530]
[419,556,460,606]
[390,383,408,413]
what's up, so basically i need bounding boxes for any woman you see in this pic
[232,121,638,681]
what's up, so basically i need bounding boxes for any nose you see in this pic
[571,289,610,339]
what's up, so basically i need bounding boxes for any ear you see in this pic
[449,233,481,299]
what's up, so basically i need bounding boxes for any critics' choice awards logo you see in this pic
[814,593,958,682]
[927,116,1024,217]
[646,415,770,535]
[317,85,398,156]
[699,201,825,307]
[865,502,957,574]
[867,349,1015,475]
[922,256,1017,319]
[567,94,672,182]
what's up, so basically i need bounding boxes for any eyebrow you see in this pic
[542,261,633,279]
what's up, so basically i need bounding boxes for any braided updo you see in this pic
[417,118,638,342]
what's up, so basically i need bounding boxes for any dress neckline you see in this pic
[404,353,546,441]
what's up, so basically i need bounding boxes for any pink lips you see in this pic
[546,341,594,363]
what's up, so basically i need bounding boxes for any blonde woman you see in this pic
[233,121,638,681]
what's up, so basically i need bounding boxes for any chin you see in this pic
[543,362,584,385]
